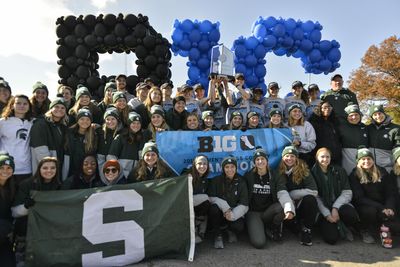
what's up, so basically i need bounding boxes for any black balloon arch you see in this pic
[56,13,172,98]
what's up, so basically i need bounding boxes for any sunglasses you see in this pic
[104,168,118,174]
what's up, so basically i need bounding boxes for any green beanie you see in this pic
[103,107,120,121]
[104,81,117,93]
[369,104,385,117]
[253,147,268,163]
[230,111,243,122]
[0,79,11,94]
[112,91,127,103]
[269,108,283,118]
[150,105,165,118]
[221,155,237,169]
[49,97,67,110]
[282,145,299,158]
[0,153,15,171]
[344,102,361,115]
[32,81,48,94]
[128,112,141,125]
[202,110,214,121]
[141,142,159,159]
[356,146,374,162]
[76,108,93,122]
[288,103,302,114]
[76,87,91,100]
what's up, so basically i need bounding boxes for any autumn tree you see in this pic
[348,36,400,122]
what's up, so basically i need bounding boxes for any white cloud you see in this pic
[90,0,116,10]
[0,0,72,62]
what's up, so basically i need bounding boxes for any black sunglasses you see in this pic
[105,168,118,174]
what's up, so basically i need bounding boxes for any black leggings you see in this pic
[194,200,210,217]
[208,204,245,236]
[296,195,318,229]
[356,204,400,233]
[320,204,359,245]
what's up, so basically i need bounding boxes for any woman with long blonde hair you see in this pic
[349,146,400,248]
[276,145,318,246]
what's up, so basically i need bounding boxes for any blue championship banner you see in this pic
[157,128,292,176]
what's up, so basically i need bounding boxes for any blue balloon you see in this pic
[245,68,253,77]
[179,39,191,50]
[263,35,277,48]
[292,27,304,40]
[309,29,322,43]
[178,49,189,57]
[188,66,200,80]
[300,39,313,52]
[246,74,258,87]
[209,29,221,42]
[255,64,266,78]
[171,29,183,43]
[245,54,257,67]
[198,40,210,52]
[273,24,286,37]
[197,58,210,70]
[235,63,247,74]
[189,29,201,43]
[181,19,194,33]
[273,48,287,56]
[328,48,341,62]
[253,24,267,40]
[284,18,297,32]
[292,50,305,58]
[245,36,259,50]
[319,40,332,53]
[319,59,332,71]
[282,36,294,48]
[200,20,213,33]
[254,44,267,58]
[309,49,322,63]
[188,48,201,61]
[198,77,209,89]
[301,20,315,33]
[234,44,247,58]
[264,16,277,28]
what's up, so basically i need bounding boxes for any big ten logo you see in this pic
[197,134,255,153]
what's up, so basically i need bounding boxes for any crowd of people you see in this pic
[0,72,399,266]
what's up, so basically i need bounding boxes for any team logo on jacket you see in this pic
[16,128,28,140]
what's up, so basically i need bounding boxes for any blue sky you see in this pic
[0,0,399,99]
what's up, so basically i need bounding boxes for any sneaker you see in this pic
[380,225,393,249]
[271,223,283,242]
[360,230,375,244]
[227,230,238,243]
[300,228,312,246]
[214,234,224,249]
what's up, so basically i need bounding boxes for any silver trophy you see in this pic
[210,44,234,80]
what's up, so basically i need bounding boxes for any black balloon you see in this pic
[114,23,128,37]
[133,24,147,38]
[143,35,156,49]
[136,65,150,77]
[156,64,169,77]
[65,56,79,68]
[94,23,108,37]
[64,15,77,29]
[135,45,148,59]
[58,65,72,78]
[84,34,97,47]
[124,14,138,27]
[103,14,117,27]
[76,65,90,79]
[67,76,79,88]
[144,55,157,68]
[57,45,72,59]
[56,24,69,38]
[124,34,137,48]
[83,14,97,27]
[75,45,89,59]
[64,35,78,48]
[104,34,117,47]
[74,24,88,38]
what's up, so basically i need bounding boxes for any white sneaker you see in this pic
[214,234,224,249]
[360,230,375,244]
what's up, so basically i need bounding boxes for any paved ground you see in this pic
[134,231,400,267]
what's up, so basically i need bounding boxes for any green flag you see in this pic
[25,175,195,267]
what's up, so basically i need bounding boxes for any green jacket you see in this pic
[321,88,358,121]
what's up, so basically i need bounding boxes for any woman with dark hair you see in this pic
[165,96,188,130]
[12,157,61,264]
[112,91,131,127]
[108,112,152,178]
[208,156,249,249]
[244,148,285,248]
[30,98,68,174]
[64,108,98,179]
[129,142,174,182]
[97,159,127,186]
[188,155,211,243]
[68,86,102,125]
[97,108,122,172]
[245,111,262,129]
[276,146,318,246]
[30,82,51,118]
[201,110,219,131]
[63,154,99,189]
[287,103,316,167]
[183,113,201,131]
[97,81,117,114]
[312,147,359,245]
[349,147,400,248]
[267,108,286,129]
[0,79,12,115]
[367,105,400,172]
[0,154,16,267]
[309,101,342,165]
[0,95,34,185]
[57,84,75,112]
[337,103,369,175]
